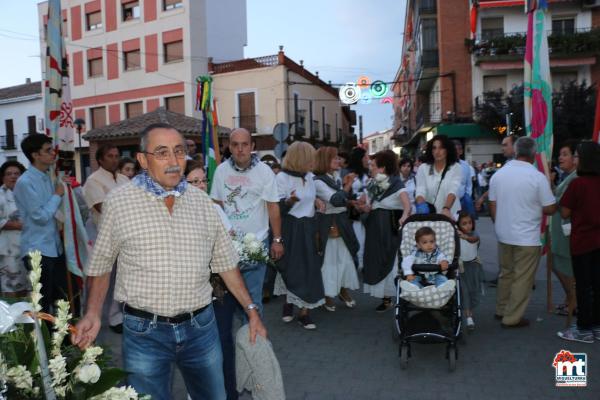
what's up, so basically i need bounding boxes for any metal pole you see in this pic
[359,115,363,144]
[77,126,83,181]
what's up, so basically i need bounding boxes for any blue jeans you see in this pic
[409,273,449,288]
[213,293,239,400]
[122,305,226,400]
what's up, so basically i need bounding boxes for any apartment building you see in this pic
[37,0,247,174]
[393,0,600,164]
[210,47,357,154]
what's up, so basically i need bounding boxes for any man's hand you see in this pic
[440,260,449,271]
[55,181,65,197]
[247,311,267,344]
[406,274,416,282]
[72,313,101,349]
[270,241,284,260]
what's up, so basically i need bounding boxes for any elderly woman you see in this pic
[0,160,29,296]
[550,140,579,317]
[274,141,325,330]
[415,134,462,219]
[360,150,411,312]
[313,146,360,311]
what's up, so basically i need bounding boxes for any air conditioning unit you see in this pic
[37,117,45,133]
[582,0,600,8]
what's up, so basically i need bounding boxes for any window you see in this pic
[312,120,319,138]
[164,40,183,63]
[122,1,140,21]
[163,0,183,11]
[481,17,504,41]
[86,11,102,30]
[2,119,15,149]
[165,96,185,114]
[324,124,331,141]
[125,101,143,118]
[297,110,306,135]
[90,106,106,129]
[237,92,256,132]
[552,18,575,36]
[27,115,36,134]
[483,75,507,93]
[124,49,141,70]
[88,57,103,77]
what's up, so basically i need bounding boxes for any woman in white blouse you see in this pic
[274,142,325,330]
[347,147,370,269]
[415,135,462,219]
[314,147,360,312]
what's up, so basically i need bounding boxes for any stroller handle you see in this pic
[411,263,458,273]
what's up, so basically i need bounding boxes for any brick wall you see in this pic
[436,0,472,120]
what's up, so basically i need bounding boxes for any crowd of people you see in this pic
[0,125,599,399]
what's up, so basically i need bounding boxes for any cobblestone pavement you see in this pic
[98,217,600,399]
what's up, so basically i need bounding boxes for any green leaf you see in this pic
[84,368,128,398]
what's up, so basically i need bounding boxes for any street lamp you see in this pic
[74,118,85,181]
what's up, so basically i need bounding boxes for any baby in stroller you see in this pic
[400,226,454,291]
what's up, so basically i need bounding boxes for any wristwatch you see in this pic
[246,303,259,312]
[273,237,284,244]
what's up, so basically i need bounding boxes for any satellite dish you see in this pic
[273,123,289,142]
[274,142,288,159]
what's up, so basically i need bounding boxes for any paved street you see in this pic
[98,217,600,399]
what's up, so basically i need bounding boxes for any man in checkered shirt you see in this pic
[74,123,266,400]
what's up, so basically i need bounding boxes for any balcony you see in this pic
[0,135,16,150]
[415,49,439,93]
[232,115,257,133]
[324,123,331,141]
[468,28,600,66]
[418,0,436,15]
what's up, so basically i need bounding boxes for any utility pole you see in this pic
[359,115,363,144]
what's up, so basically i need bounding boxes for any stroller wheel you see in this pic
[447,345,457,372]
[399,344,409,370]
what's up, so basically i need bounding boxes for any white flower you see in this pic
[246,241,261,254]
[51,299,72,357]
[6,365,33,391]
[90,386,142,400]
[77,363,101,384]
[242,233,256,244]
[48,355,69,396]
[374,173,387,183]
[28,250,43,313]
[81,346,103,364]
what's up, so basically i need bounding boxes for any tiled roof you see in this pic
[0,81,42,102]
[82,107,231,141]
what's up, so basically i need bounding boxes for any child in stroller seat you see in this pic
[400,227,454,291]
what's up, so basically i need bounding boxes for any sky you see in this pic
[0,0,405,135]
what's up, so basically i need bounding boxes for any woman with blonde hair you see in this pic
[313,147,360,311]
[274,141,325,329]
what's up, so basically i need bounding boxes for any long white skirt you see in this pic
[363,255,398,299]
[353,220,366,270]
[321,237,359,297]
[274,273,325,309]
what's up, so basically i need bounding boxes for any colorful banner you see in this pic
[195,75,221,191]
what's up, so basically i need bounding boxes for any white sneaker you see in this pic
[466,317,475,331]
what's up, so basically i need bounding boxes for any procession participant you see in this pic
[74,123,266,400]
[313,147,360,311]
[360,150,411,312]
[275,141,325,329]
[347,147,370,269]
[118,157,136,179]
[489,136,556,328]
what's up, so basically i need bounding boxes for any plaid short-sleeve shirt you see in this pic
[87,183,238,317]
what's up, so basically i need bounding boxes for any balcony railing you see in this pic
[468,28,600,58]
[0,135,16,150]
[324,124,331,141]
[232,115,257,133]
[311,120,319,138]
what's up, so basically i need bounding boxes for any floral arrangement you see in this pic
[366,173,390,201]
[231,232,270,267]
[0,251,148,400]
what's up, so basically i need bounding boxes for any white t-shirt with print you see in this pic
[211,160,279,241]
[489,160,556,246]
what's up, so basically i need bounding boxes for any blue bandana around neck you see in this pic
[132,170,188,198]
[229,153,259,172]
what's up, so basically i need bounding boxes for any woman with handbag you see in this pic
[359,150,411,312]
[314,147,361,312]
[414,134,462,219]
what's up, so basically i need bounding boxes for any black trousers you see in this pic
[24,253,80,317]
[572,248,600,330]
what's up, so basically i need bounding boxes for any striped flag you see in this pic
[45,0,89,283]
[524,0,553,252]
[195,75,221,191]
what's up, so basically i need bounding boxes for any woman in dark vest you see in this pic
[314,147,361,312]
[359,150,411,312]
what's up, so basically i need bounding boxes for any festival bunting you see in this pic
[195,75,221,191]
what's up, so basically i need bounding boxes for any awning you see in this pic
[433,123,497,139]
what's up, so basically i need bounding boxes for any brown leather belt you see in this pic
[123,303,208,324]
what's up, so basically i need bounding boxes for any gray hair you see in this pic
[514,136,537,159]
[139,123,179,152]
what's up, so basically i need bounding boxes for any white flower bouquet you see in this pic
[231,232,270,268]
[366,173,391,201]
[0,251,149,400]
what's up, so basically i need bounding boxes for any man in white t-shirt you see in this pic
[489,136,556,328]
[211,128,284,314]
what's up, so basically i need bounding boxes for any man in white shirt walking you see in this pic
[489,136,556,328]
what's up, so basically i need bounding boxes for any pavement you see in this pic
[97,217,600,399]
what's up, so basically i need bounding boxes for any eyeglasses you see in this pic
[187,178,208,185]
[144,146,187,160]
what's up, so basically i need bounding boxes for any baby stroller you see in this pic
[394,214,462,371]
